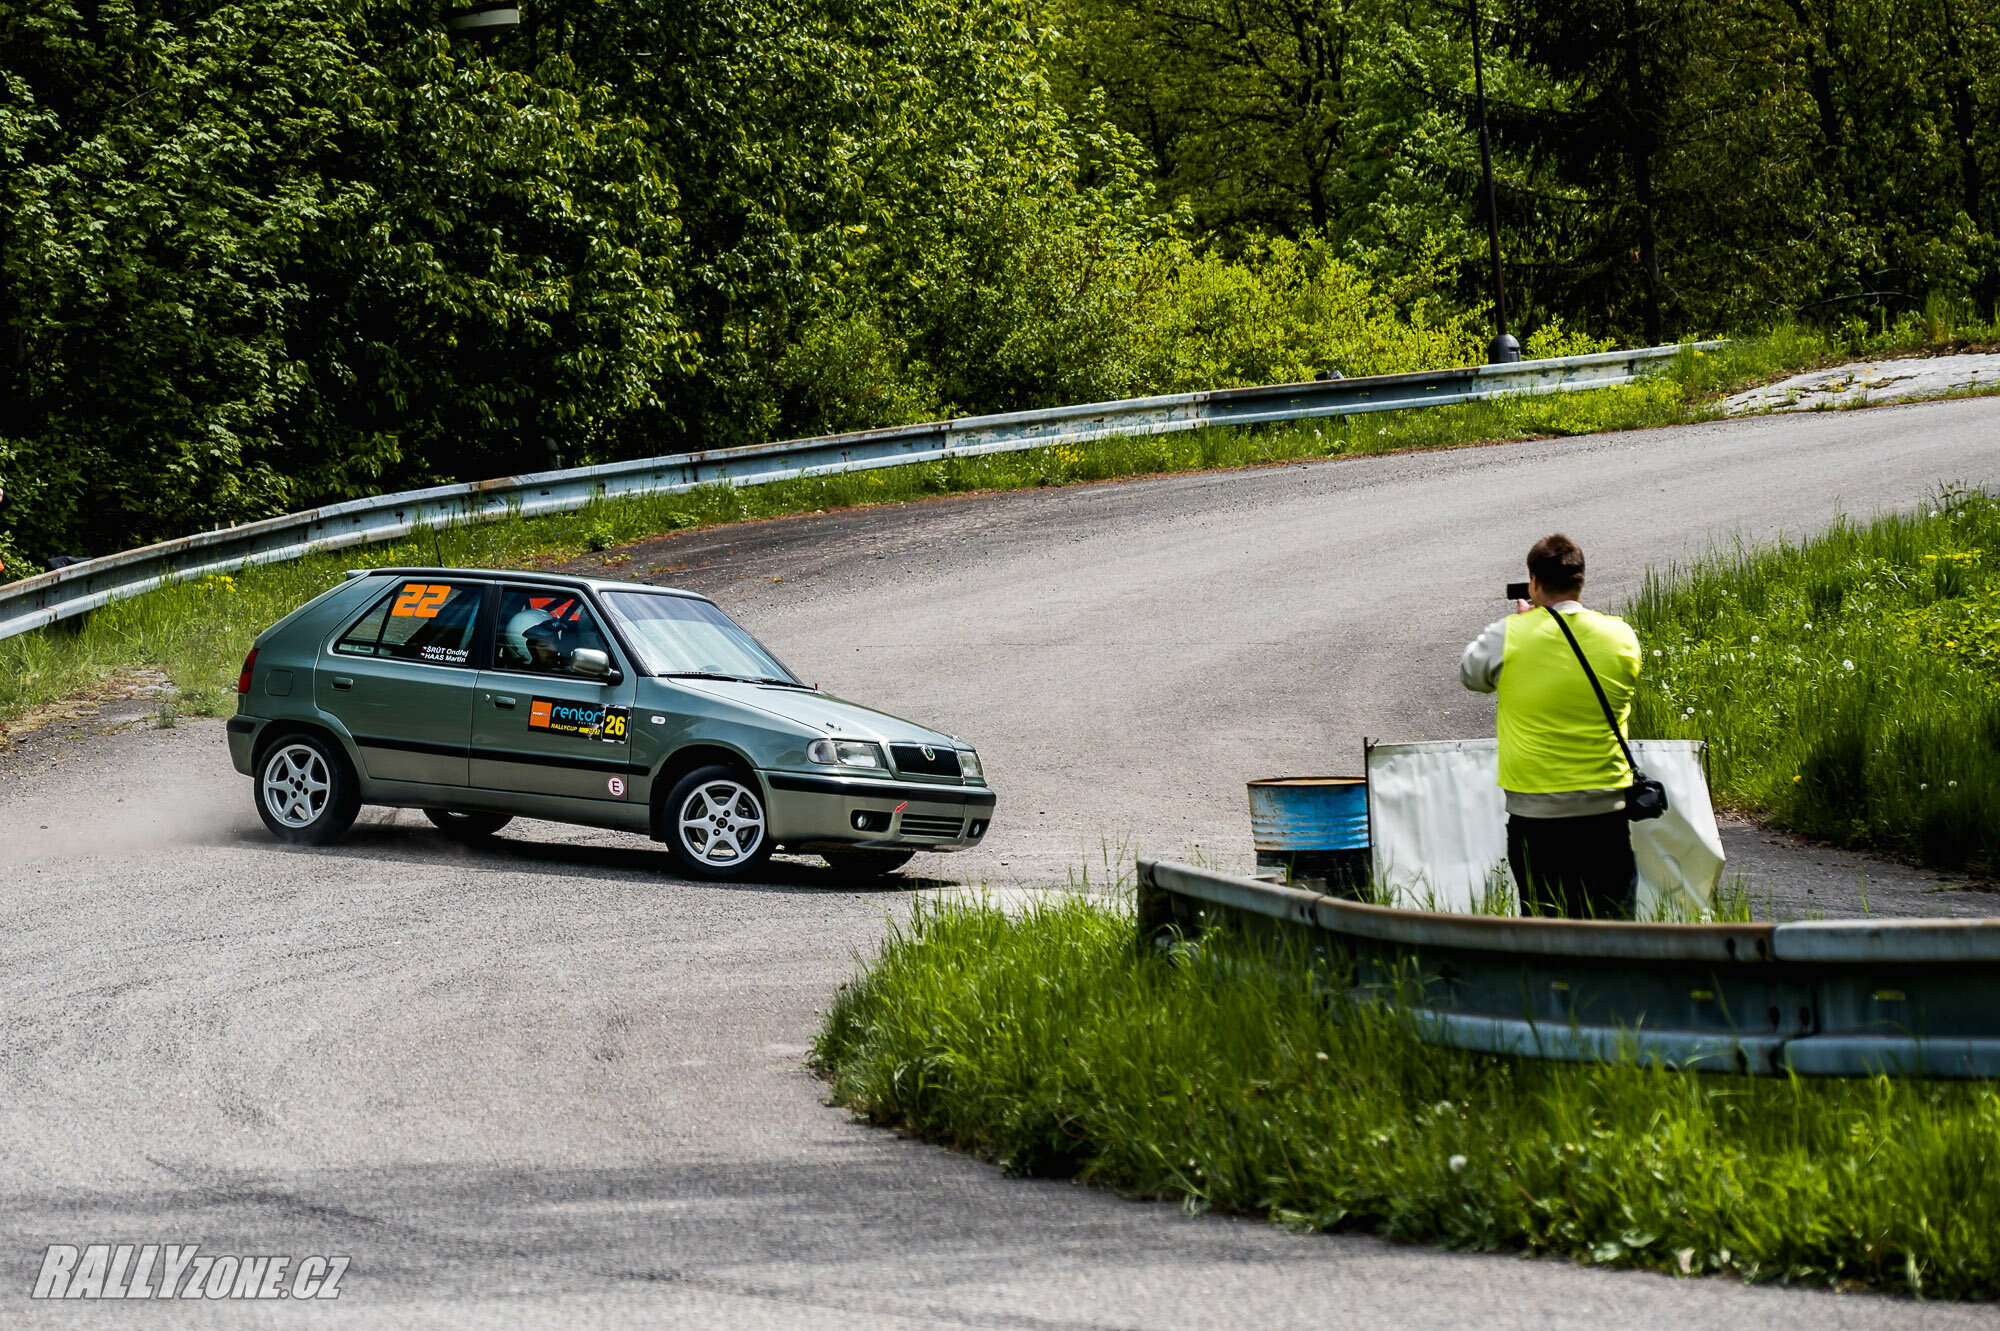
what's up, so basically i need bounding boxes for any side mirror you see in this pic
[569,647,615,680]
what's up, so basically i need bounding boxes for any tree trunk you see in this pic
[1939,6,1984,231]
[1634,150,1664,343]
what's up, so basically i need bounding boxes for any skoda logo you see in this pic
[921,745,935,762]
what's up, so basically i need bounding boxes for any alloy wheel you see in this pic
[262,743,331,829]
[677,779,766,866]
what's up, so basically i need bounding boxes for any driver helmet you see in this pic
[501,605,564,669]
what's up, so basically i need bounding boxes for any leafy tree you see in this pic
[0,0,687,561]
[1049,0,1999,341]
[1050,0,1371,241]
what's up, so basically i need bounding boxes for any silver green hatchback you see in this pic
[227,568,994,879]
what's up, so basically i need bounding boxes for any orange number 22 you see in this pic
[392,583,452,618]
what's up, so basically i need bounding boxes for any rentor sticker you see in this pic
[526,698,630,745]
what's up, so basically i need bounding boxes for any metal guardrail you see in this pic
[0,342,1712,641]
[1136,859,2000,1078]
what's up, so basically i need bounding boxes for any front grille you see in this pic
[890,743,960,778]
[899,813,964,839]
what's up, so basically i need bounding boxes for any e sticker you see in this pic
[607,776,626,797]
[527,698,630,745]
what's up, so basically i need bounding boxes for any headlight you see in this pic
[807,738,887,769]
[958,748,984,781]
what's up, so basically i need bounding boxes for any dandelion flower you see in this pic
[1449,1154,1468,1173]
[1921,783,1929,791]
[1654,649,1662,657]
[1843,659,1854,670]
[1750,635,1759,643]
[1950,780,1959,787]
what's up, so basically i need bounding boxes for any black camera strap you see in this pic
[1543,605,1641,778]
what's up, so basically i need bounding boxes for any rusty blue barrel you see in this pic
[1247,777,1370,895]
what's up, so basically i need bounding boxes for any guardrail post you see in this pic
[1135,860,1202,953]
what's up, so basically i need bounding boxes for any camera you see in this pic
[1506,581,1529,601]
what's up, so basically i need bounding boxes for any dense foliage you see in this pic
[1630,487,2000,874]
[1,0,1993,568]
[0,0,1495,569]
[1052,0,2000,342]
[1,0,689,564]
[817,893,2000,1297]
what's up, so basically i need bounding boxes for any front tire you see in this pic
[664,765,774,880]
[821,848,917,879]
[256,732,361,845]
[424,808,513,842]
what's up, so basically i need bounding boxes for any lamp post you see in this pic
[1470,0,1519,363]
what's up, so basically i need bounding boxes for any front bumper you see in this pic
[762,771,995,852]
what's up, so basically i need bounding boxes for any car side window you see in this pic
[333,581,481,667]
[492,588,614,677]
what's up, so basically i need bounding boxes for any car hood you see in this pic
[648,678,962,748]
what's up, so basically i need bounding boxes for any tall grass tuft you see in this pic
[1627,488,2000,873]
[816,892,2000,1297]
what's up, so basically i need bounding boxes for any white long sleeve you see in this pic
[1459,616,1508,693]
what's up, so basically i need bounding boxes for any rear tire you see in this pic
[821,849,917,878]
[255,732,361,845]
[424,808,513,842]
[663,764,774,881]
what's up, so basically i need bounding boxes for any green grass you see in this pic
[0,325,1962,731]
[814,891,2000,1298]
[1627,488,2000,874]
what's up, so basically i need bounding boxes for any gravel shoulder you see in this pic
[1723,352,2000,413]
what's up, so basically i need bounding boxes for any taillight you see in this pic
[237,648,259,695]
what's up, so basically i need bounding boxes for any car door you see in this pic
[471,586,638,803]
[316,578,486,786]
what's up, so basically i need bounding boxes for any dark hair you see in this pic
[1527,533,1585,594]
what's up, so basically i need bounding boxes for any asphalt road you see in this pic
[4,397,1999,1328]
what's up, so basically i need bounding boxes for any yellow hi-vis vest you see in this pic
[1497,608,1642,793]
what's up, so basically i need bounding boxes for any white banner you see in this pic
[1365,738,1724,917]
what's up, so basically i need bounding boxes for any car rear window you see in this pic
[334,581,481,666]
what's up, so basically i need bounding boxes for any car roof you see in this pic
[345,567,709,601]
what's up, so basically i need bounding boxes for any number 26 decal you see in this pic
[392,583,452,618]
[603,713,627,738]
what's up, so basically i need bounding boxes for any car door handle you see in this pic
[331,676,354,691]
[491,695,517,709]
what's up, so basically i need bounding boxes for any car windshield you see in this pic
[600,591,800,684]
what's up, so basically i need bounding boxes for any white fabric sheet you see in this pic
[1365,739,1725,916]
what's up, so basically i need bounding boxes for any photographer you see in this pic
[1460,534,1643,918]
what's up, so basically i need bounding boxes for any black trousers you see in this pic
[1508,811,1637,919]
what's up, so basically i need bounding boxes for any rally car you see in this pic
[226,568,993,879]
